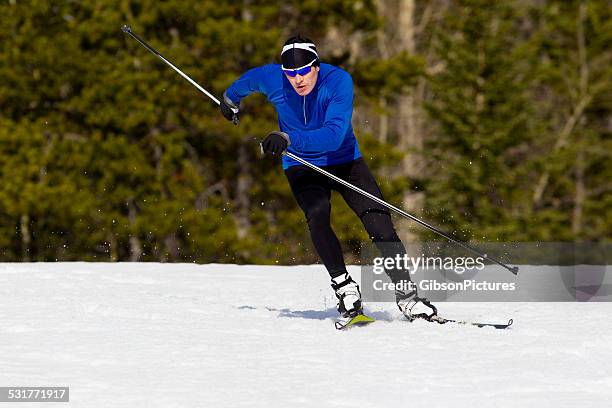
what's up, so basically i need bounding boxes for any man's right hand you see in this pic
[220,91,239,125]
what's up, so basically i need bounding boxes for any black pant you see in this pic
[285,158,408,283]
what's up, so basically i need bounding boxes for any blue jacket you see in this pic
[225,63,361,169]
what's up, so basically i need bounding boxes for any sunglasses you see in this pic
[282,59,317,77]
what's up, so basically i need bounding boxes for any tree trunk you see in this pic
[572,150,585,238]
[164,233,180,261]
[235,143,252,239]
[397,0,424,241]
[128,201,143,261]
[20,214,31,261]
[233,1,255,242]
[376,0,390,144]
[109,233,118,262]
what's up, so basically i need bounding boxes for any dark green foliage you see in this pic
[0,0,384,262]
[0,1,609,263]
[423,1,541,241]
[422,0,611,242]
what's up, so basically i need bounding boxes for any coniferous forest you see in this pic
[1,1,610,263]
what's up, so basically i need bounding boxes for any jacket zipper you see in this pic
[303,96,307,124]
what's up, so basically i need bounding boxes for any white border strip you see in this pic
[281,43,318,57]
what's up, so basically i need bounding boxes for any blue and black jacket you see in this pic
[224,63,361,169]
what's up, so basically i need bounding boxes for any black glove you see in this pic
[261,131,290,156]
[220,91,239,125]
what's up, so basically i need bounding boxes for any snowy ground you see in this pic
[1,263,611,407]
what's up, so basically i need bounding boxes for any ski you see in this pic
[335,313,376,330]
[427,315,513,329]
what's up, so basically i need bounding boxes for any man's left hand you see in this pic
[261,131,290,156]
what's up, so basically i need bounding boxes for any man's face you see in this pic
[285,66,320,96]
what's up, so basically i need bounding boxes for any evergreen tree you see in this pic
[0,1,384,262]
[424,0,544,241]
[529,0,612,241]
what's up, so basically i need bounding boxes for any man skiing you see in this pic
[220,35,436,321]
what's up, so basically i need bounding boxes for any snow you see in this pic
[1,262,611,407]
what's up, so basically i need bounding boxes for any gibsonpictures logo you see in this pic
[373,254,486,275]
[371,279,516,292]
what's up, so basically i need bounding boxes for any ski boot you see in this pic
[396,289,437,322]
[331,272,363,318]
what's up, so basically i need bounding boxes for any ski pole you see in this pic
[121,25,237,118]
[283,152,518,275]
[121,26,519,276]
